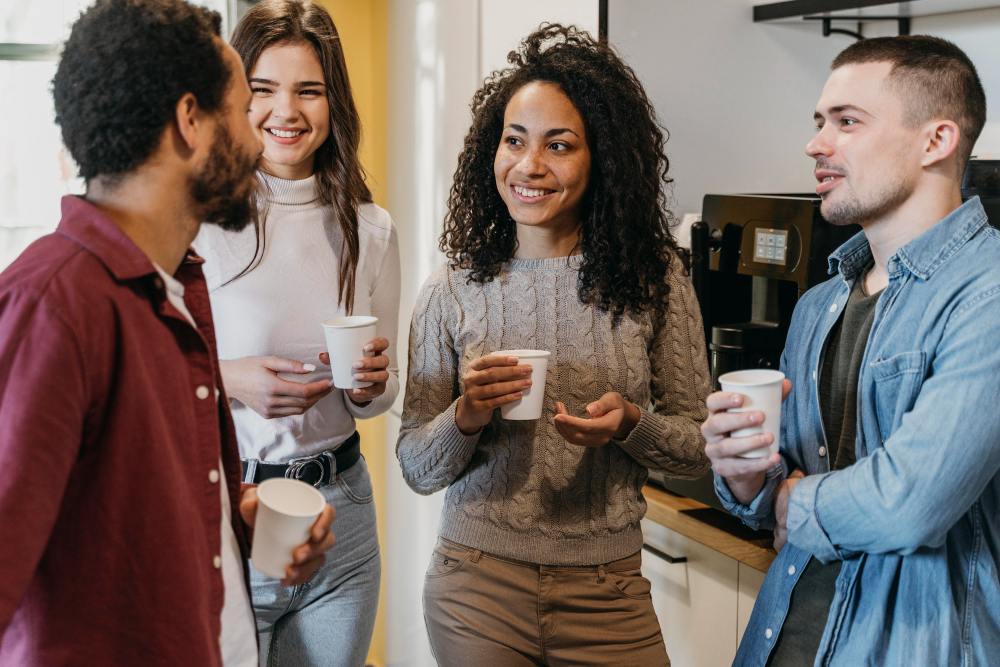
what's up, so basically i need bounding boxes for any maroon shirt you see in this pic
[0,196,249,665]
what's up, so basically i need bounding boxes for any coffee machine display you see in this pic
[649,194,858,509]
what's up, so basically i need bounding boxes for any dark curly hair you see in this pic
[441,23,683,322]
[53,0,228,181]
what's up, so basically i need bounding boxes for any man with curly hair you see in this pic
[0,1,333,664]
[704,36,998,666]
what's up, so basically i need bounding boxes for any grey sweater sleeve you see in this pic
[615,259,711,477]
[396,271,480,495]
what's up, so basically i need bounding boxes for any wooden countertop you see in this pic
[643,484,776,572]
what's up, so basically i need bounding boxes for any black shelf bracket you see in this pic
[803,14,912,39]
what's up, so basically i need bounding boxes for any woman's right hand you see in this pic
[220,356,333,419]
[454,355,533,434]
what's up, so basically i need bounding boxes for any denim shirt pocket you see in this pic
[868,350,927,442]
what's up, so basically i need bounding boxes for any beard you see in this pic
[820,165,914,228]
[190,120,258,232]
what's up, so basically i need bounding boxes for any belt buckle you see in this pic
[284,457,326,488]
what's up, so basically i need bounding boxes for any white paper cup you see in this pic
[718,369,785,459]
[494,349,550,420]
[251,478,326,579]
[322,315,377,389]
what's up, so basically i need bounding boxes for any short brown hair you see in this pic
[832,35,986,169]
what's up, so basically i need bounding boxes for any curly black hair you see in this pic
[441,23,683,322]
[53,0,228,181]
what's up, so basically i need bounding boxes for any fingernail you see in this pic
[328,380,336,388]
[303,363,316,372]
[364,345,373,352]
[731,395,741,406]
[352,361,363,369]
[508,356,519,364]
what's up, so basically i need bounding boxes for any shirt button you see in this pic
[213,555,222,569]
[818,446,827,457]
[765,628,774,639]
[829,303,838,312]
[153,277,164,290]
[195,385,210,400]
[787,565,796,576]
[209,469,220,484]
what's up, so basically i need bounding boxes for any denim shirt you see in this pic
[716,197,1000,666]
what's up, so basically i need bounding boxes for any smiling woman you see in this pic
[397,23,712,666]
[193,1,400,666]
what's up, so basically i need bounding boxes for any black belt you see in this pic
[241,432,360,488]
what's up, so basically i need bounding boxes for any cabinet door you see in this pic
[737,563,765,645]
[641,519,739,667]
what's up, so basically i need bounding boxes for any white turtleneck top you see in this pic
[195,172,400,462]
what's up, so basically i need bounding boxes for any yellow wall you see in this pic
[315,2,389,665]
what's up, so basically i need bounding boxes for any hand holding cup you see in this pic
[240,480,336,586]
[455,354,534,434]
[318,335,390,406]
[702,373,790,505]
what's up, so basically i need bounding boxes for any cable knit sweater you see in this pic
[397,254,711,565]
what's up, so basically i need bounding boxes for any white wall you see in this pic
[607,0,1000,218]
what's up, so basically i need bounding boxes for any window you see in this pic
[0,0,234,269]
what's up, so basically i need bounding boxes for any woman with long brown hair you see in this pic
[195,2,398,664]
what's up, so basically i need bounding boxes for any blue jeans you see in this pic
[250,456,380,667]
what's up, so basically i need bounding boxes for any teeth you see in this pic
[514,186,548,198]
[268,128,304,138]
[823,176,834,183]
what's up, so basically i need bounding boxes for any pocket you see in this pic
[607,569,653,600]
[425,539,476,579]
[869,350,927,442]
[336,457,374,504]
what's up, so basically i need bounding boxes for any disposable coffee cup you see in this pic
[495,349,550,420]
[250,478,326,579]
[718,369,784,459]
[321,315,377,389]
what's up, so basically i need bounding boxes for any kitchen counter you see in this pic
[642,484,775,572]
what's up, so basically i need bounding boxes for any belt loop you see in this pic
[470,549,482,564]
[322,450,337,482]
[243,458,258,484]
[597,564,606,584]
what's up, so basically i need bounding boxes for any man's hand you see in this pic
[319,336,391,407]
[701,380,791,505]
[552,393,641,448]
[455,355,533,434]
[220,356,332,419]
[239,486,336,586]
[773,469,805,552]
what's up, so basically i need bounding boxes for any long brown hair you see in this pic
[229,0,371,313]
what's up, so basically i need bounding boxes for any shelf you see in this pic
[754,0,1000,23]
[643,484,776,573]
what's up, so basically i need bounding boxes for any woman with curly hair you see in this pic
[195,1,398,665]
[397,23,710,665]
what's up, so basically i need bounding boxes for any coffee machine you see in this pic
[649,193,858,508]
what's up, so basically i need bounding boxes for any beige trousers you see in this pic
[422,538,669,666]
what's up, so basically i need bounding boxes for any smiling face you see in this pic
[493,81,591,232]
[807,61,925,227]
[248,40,330,180]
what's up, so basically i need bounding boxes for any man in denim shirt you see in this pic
[703,36,998,666]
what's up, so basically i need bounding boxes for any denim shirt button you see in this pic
[765,628,774,639]
[812,370,817,381]
[788,565,796,575]
[818,446,827,457]
[829,302,838,313]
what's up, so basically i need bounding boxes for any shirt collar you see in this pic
[827,196,989,281]
[55,195,205,282]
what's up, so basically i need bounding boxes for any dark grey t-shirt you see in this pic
[768,275,881,666]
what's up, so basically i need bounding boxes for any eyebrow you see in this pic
[249,78,326,88]
[814,104,872,121]
[506,123,580,138]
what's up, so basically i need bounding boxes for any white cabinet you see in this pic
[641,519,764,667]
